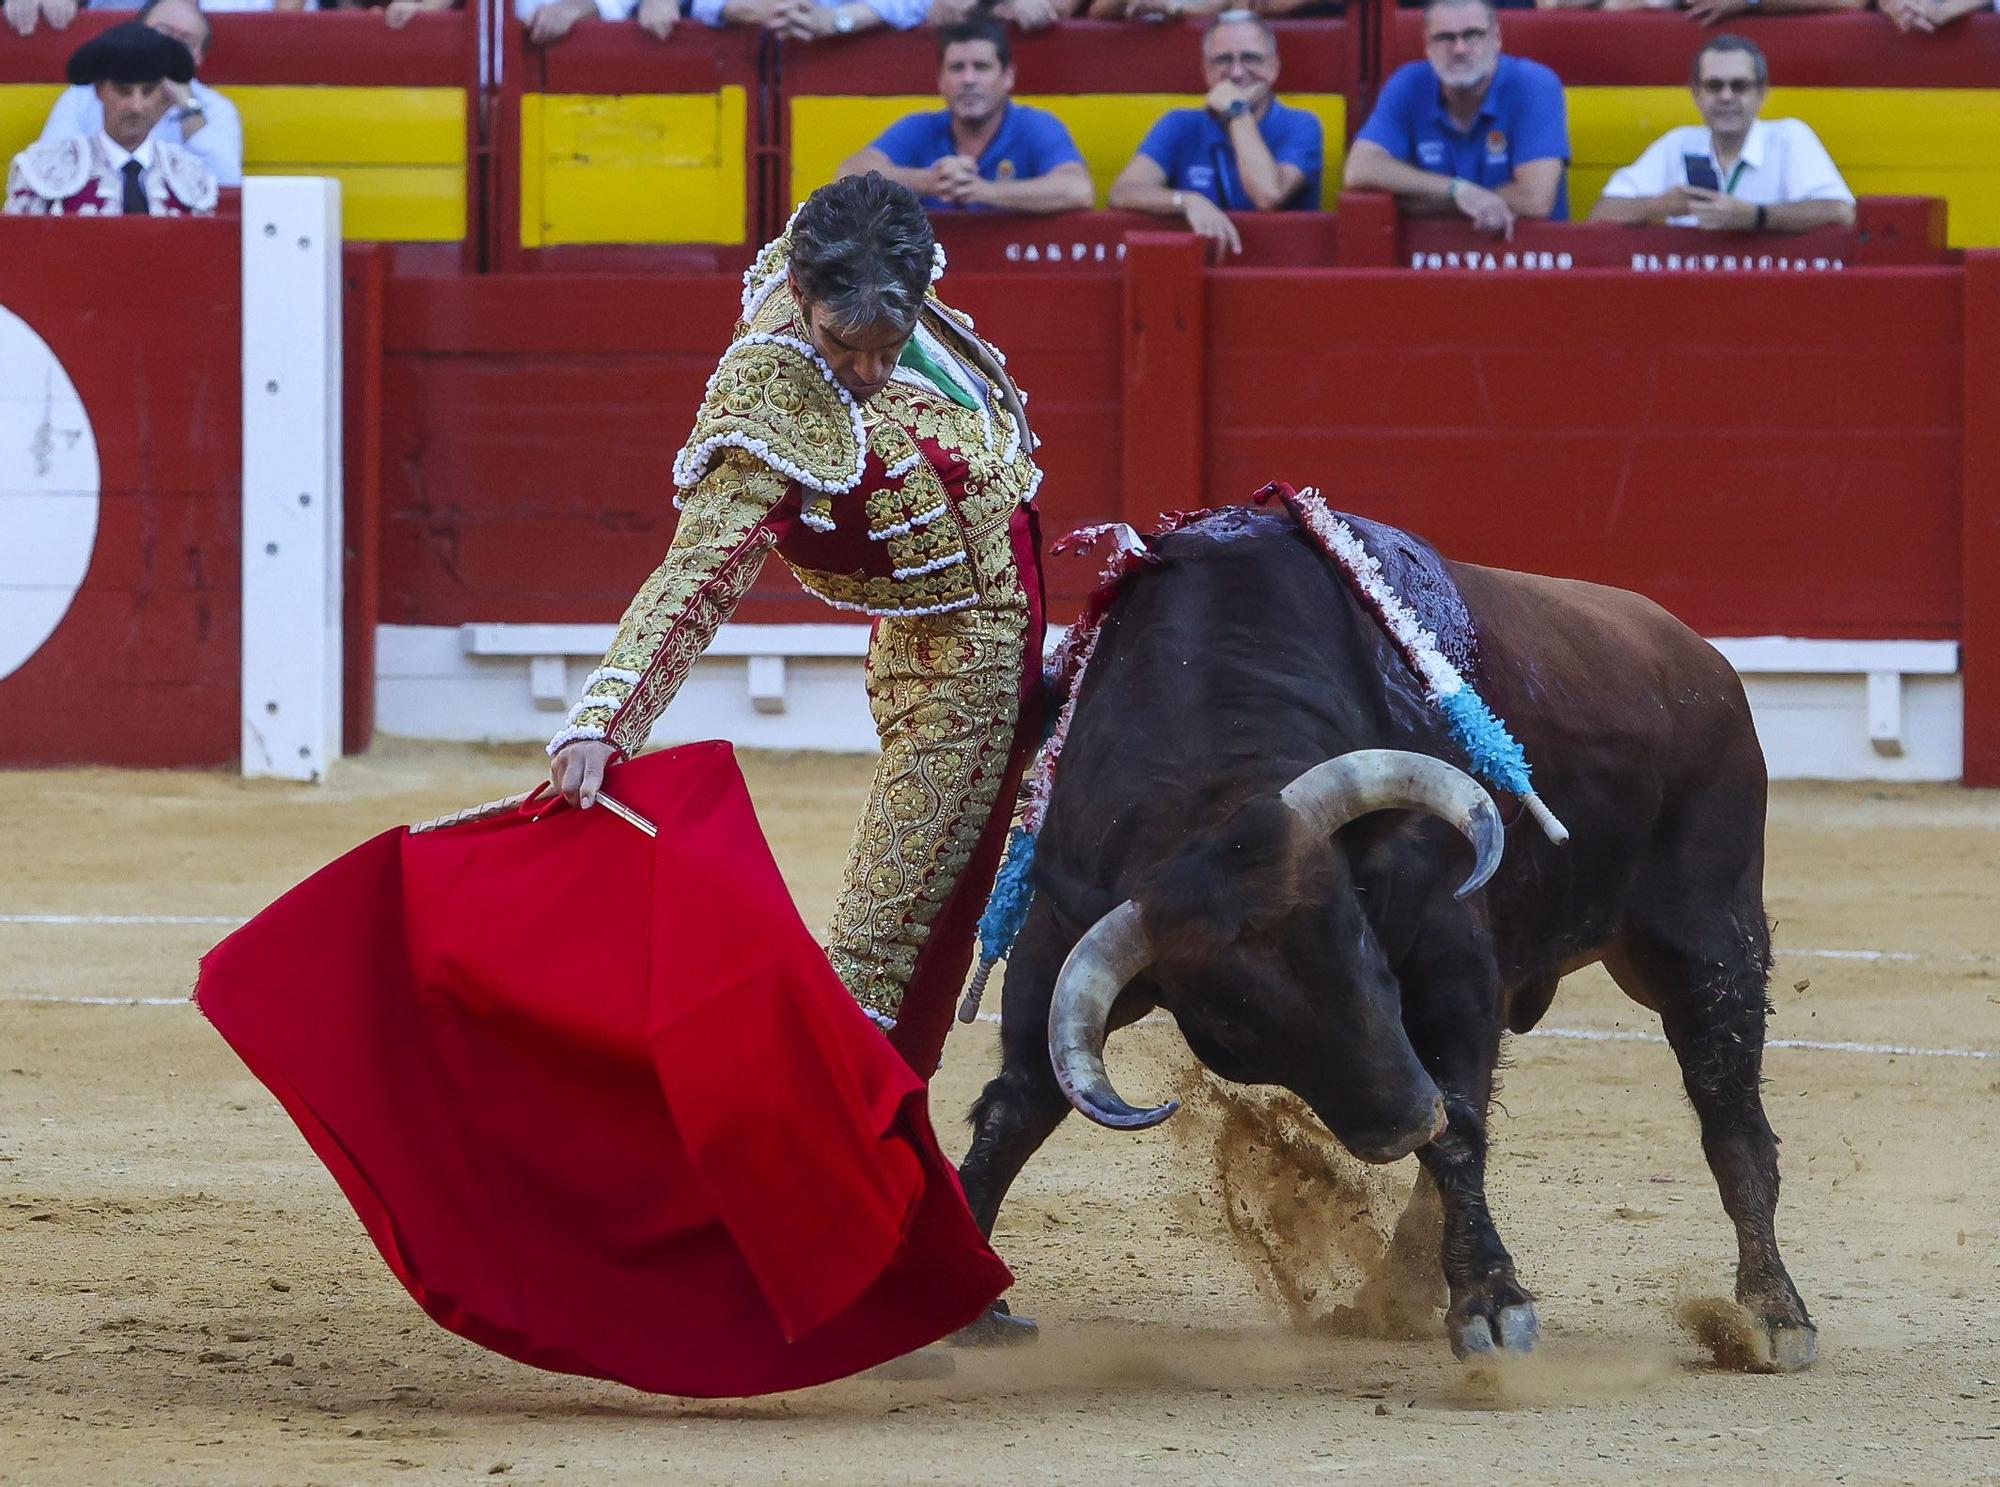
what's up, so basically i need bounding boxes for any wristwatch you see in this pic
[179,101,205,120]
[833,4,856,32]
[1223,98,1251,120]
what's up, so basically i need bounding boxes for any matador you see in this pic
[548,175,1046,1077]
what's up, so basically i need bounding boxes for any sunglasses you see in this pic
[1698,77,1761,96]
[1426,26,1490,46]
[1205,50,1271,69]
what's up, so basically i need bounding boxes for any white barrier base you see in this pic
[374,623,1966,780]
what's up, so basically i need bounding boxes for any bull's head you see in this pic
[1047,749,1503,1163]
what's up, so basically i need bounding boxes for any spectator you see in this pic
[836,15,1093,214]
[1881,0,1992,31]
[1682,0,1864,25]
[1343,0,1567,237]
[1107,10,1324,256]
[519,0,677,45]
[1590,36,1854,230]
[39,0,242,186]
[927,0,1079,31]
[6,22,218,216]
[695,0,925,41]
[5,0,76,36]
[84,0,308,10]
[1087,0,1335,18]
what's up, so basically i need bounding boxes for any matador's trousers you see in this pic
[826,507,1045,1077]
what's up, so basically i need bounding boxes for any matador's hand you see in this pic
[551,740,618,809]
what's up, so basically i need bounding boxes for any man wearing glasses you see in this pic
[1108,10,1324,258]
[1590,36,1854,232]
[1343,0,1566,239]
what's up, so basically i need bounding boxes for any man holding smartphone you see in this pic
[1590,36,1854,232]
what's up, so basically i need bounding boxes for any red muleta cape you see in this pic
[194,742,1010,1397]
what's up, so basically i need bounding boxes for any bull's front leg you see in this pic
[1402,947,1539,1359]
[952,903,1077,1347]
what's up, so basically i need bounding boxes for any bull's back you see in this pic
[1449,561,1760,778]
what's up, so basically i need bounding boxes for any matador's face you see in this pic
[795,288,914,405]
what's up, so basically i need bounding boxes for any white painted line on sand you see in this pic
[3,994,191,1006]
[4,993,1989,1061]
[1790,947,2000,965]
[0,914,246,926]
[971,1012,1992,1061]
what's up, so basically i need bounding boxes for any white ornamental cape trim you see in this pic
[883,449,924,480]
[670,333,868,496]
[740,267,787,324]
[584,666,641,690]
[930,242,947,284]
[861,1005,897,1031]
[798,505,836,532]
[805,588,978,619]
[891,550,967,581]
[562,693,627,725]
[867,501,946,542]
[545,722,607,755]
[1022,463,1044,504]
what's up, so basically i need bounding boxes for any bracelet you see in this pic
[1171,189,1186,213]
[1753,203,1769,232]
[1448,176,1469,205]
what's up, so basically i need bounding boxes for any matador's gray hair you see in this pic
[789,173,935,336]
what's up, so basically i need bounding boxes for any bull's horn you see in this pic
[1279,748,1504,900]
[1047,899,1180,1130]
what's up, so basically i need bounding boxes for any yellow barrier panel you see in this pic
[0,85,62,166]
[1569,85,2000,246]
[0,82,465,241]
[790,92,1347,211]
[242,86,465,241]
[521,87,748,247]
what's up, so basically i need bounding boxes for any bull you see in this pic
[954,505,1815,1370]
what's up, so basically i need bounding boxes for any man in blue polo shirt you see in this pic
[836,14,1092,215]
[1108,9,1323,258]
[1344,0,1568,238]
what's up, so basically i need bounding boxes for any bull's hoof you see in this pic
[1449,1301,1539,1360]
[1677,1297,1818,1373]
[948,1299,1039,1348]
[1749,1322,1818,1374]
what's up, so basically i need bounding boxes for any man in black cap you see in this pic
[5,20,218,217]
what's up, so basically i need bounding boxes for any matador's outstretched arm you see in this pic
[548,450,790,759]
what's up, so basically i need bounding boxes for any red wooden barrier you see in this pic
[1962,251,2000,786]
[1201,267,1963,641]
[0,218,242,767]
[343,244,389,755]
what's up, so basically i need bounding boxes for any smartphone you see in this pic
[1683,154,1721,192]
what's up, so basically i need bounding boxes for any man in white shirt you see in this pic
[1589,35,1854,233]
[517,0,678,46]
[6,21,218,216]
[40,0,242,186]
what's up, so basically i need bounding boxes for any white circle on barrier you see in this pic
[0,307,101,684]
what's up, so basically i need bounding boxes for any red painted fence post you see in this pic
[342,244,387,757]
[1120,231,1208,527]
[1962,251,2000,786]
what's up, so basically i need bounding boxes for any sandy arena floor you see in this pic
[3,742,1998,1486]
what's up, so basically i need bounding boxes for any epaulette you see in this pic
[9,137,91,202]
[670,332,867,496]
[157,143,218,214]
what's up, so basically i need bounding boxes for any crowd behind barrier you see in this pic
[4,1,2000,255]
